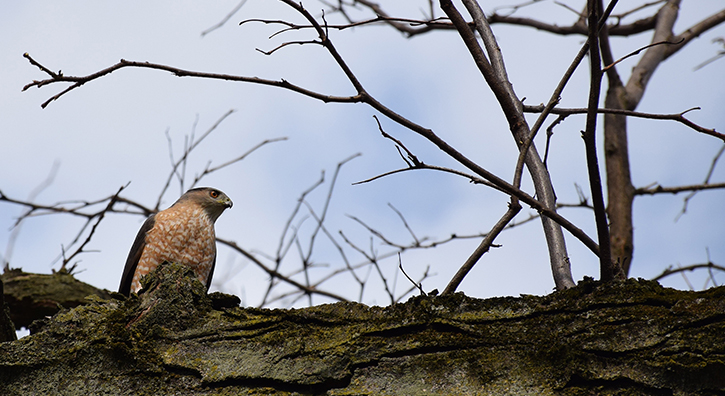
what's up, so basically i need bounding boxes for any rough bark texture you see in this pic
[0,278,16,342]
[1,268,112,331]
[1,262,724,395]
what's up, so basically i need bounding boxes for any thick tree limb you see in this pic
[3,267,724,394]
[441,0,575,289]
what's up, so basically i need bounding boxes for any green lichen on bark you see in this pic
[1,268,112,330]
[1,263,724,395]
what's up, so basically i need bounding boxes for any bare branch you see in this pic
[241,15,455,39]
[444,0,581,289]
[583,0,615,281]
[487,11,656,37]
[217,237,348,303]
[256,40,323,56]
[398,253,424,297]
[338,232,395,304]
[191,137,288,186]
[202,0,248,37]
[610,1,664,21]
[603,38,684,71]
[634,144,725,220]
[158,109,236,208]
[22,54,362,108]
[387,203,420,247]
[59,183,129,270]
[22,0,601,261]
[664,8,725,60]
[324,0,454,37]
[694,37,725,70]
[652,262,725,283]
[301,154,360,267]
[443,197,521,295]
[634,182,725,196]
[624,0,680,107]
[516,0,619,187]
[523,105,723,141]
[2,161,60,270]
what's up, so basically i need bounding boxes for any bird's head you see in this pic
[179,187,233,222]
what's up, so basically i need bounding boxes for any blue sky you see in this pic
[2,1,724,308]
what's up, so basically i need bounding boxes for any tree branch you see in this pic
[652,261,725,282]
[523,105,723,141]
[22,1,602,268]
[583,0,614,281]
[634,181,725,196]
[442,197,521,295]
[217,237,349,303]
[22,54,363,109]
[664,8,725,60]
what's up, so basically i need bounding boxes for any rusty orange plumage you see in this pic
[119,187,232,296]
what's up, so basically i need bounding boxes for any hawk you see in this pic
[119,187,233,296]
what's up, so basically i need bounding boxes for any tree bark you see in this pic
[1,268,112,330]
[604,84,635,275]
[1,263,723,395]
[0,278,16,342]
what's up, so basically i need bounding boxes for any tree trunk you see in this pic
[1,263,723,395]
[603,0,682,276]
[604,83,635,275]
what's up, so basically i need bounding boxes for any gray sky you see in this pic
[2,1,724,307]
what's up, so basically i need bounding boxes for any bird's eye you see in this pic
[210,190,219,198]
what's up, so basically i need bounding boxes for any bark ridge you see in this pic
[1,262,723,395]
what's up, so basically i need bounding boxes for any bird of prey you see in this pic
[119,187,233,296]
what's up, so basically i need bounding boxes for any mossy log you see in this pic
[1,268,112,330]
[1,262,724,395]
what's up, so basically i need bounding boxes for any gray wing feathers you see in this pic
[118,214,155,296]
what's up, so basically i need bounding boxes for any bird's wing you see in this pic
[206,250,217,291]
[118,214,156,296]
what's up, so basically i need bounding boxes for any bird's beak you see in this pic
[223,198,233,209]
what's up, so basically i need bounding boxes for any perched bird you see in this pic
[119,187,233,296]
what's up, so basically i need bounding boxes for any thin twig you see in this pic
[22,2,602,257]
[603,38,685,71]
[398,253,425,297]
[443,197,521,295]
[192,137,288,186]
[218,237,349,303]
[387,203,420,246]
[652,262,725,282]
[61,183,129,270]
[2,160,60,270]
[672,144,725,220]
[202,0,248,37]
[523,105,723,142]
[156,109,236,209]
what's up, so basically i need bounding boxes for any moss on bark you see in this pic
[1,262,724,395]
[1,268,112,330]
